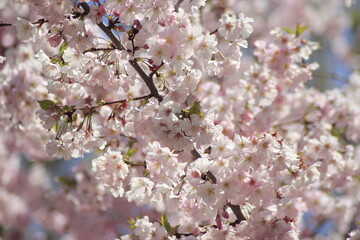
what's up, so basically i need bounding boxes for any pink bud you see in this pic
[215,215,222,230]
[192,227,201,235]
[191,169,201,178]
[242,110,254,123]
[114,11,120,17]
[97,6,107,18]
[168,15,176,24]
[116,25,125,32]
[221,210,229,219]
[134,19,140,26]
[120,101,128,110]
[143,44,150,49]
[133,19,142,30]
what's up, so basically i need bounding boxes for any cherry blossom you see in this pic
[1,0,360,239]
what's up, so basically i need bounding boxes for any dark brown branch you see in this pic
[174,232,197,239]
[97,22,125,50]
[210,29,218,35]
[79,2,90,16]
[228,203,246,226]
[0,23,12,27]
[78,1,163,102]
[96,21,163,102]
[129,59,163,102]
[149,61,165,78]
[32,18,48,26]
[83,47,116,54]
[0,18,48,28]
[191,149,202,160]
[174,0,185,12]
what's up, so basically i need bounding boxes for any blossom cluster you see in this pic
[0,0,360,239]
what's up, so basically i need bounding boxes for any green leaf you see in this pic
[57,176,77,189]
[188,100,204,117]
[283,27,294,34]
[331,126,345,138]
[37,99,56,110]
[160,214,176,235]
[60,41,68,54]
[53,120,59,132]
[143,169,150,177]
[295,24,309,37]
[126,148,138,158]
[128,216,141,229]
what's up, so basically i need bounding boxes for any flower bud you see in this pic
[221,210,229,219]
[215,215,223,230]
[192,227,201,235]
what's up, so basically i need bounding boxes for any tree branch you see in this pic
[102,94,152,106]
[77,2,163,102]
[174,0,185,12]
[129,59,163,102]
[83,47,116,54]
[97,22,125,50]
[96,22,163,102]
[228,203,246,226]
[0,23,12,27]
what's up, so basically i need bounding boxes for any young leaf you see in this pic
[295,24,309,37]
[38,99,56,110]
[128,216,141,229]
[189,100,204,117]
[60,41,68,54]
[160,213,176,235]
[143,169,150,177]
[57,176,77,189]
[283,27,294,34]
[126,148,138,158]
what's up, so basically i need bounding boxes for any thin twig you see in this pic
[0,23,12,27]
[83,47,116,54]
[210,29,218,35]
[97,21,162,101]
[174,0,185,12]
[102,94,152,106]
[149,61,165,79]
[82,3,163,102]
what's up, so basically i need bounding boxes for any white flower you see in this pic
[35,50,61,78]
[218,12,253,42]
[237,13,254,39]
[13,18,34,42]
[62,47,83,68]
[0,55,6,63]
[134,216,154,240]
[92,151,129,197]
[198,181,221,205]
[126,177,154,205]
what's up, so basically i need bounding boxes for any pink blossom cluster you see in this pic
[1,0,360,239]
